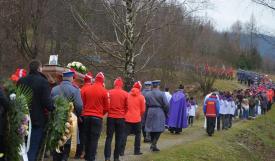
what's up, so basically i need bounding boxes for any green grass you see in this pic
[141,106,275,161]
[213,79,247,91]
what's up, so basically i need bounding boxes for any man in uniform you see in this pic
[141,81,152,143]
[51,71,83,161]
[144,80,169,152]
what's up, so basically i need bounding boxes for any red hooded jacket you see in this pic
[108,86,128,118]
[125,87,145,123]
[81,74,109,118]
[267,89,274,102]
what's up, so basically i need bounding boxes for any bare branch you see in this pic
[252,0,275,10]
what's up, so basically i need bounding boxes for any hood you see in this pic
[130,87,140,96]
[114,77,124,88]
[171,91,184,102]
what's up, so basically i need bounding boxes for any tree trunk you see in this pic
[124,0,135,91]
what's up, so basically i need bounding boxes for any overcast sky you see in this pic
[191,0,275,33]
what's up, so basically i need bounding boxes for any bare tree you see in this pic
[65,0,209,90]
[252,0,275,10]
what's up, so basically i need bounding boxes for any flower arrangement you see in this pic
[46,96,74,152]
[67,61,87,74]
[18,115,30,137]
[5,85,32,161]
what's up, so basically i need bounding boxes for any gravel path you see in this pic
[45,119,208,161]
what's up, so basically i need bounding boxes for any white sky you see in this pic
[190,0,275,33]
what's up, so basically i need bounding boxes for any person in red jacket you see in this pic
[203,93,220,136]
[82,72,109,161]
[120,81,145,156]
[104,77,128,161]
[267,88,274,111]
[76,72,93,159]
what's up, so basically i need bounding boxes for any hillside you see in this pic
[140,107,275,161]
[240,33,275,57]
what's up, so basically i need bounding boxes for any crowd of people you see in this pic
[1,60,274,161]
[203,77,275,136]
[0,60,199,161]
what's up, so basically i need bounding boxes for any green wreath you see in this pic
[45,96,70,151]
[5,85,32,161]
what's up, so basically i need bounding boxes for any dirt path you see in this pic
[64,119,207,161]
[47,119,242,161]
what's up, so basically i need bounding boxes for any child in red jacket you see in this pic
[120,81,145,156]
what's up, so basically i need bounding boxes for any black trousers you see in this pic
[52,144,71,161]
[84,116,102,161]
[104,118,125,160]
[222,114,229,130]
[188,116,194,126]
[142,124,151,142]
[216,115,221,131]
[261,107,267,115]
[229,114,233,128]
[267,102,272,111]
[121,122,142,154]
[206,117,216,136]
[150,132,161,148]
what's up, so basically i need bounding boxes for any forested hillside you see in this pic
[0,0,274,85]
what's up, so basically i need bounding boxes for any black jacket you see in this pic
[17,71,54,128]
[0,88,9,135]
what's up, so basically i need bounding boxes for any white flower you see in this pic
[72,62,77,67]
[67,63,72,68]
[76,62,81,68]
[81,66,86,71]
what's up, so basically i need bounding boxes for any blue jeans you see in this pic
[28,127,44,161]
[243,110,249,120]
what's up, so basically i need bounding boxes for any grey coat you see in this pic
[51,80,83,144]
[51,80,83,116]
[145,89,169,132]
[141,88,151,125]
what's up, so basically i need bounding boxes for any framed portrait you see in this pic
[49,55,58,65]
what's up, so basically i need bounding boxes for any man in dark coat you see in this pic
[0,88,9,161]
[17,60,55,161]
[144,80,169,152]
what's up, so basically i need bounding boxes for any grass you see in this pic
[141,106,275,161]
[213,79,247,91]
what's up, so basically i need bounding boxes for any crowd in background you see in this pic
[203,71,275,136]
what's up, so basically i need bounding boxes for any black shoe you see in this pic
[114,159,120,161]
[134,152,143,155]
[144,139,151,143]
[152,147,160,152]
[175,132,180,134]
[119,152,124,156]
